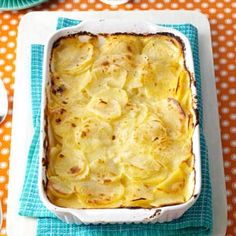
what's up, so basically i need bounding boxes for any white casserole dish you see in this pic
[38,19,201,224]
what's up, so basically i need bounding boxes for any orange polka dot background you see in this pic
[0,0,235,235]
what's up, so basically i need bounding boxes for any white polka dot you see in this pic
[212,41,218,47]
[201,2,209,8]
[216,2,224,8]
[148,0,156,3]
[230,127,236,133]
[0,47,6,54]
[228,64,235,70]
[6,53,14,59]
[225,174,231,181]
[222,107,229,113]
[221,82,228,88]
[1,36,8,42]
[229,88,236,95]
[221,95,229,101]
[4,65,13,71]
[209,8,216,13]
[225,19,232,24]
[224,161,231,169]
[10,19,18,25]
[171,3,178,8]
[233,168,236,175]
[80,3,88,9]
[2,25,9,31]
[8,30,16,37]
[1,148,9,155]
[230,101,236,107]
[5,121,11,128]
[228,219,233,226]
[231,140,236,147]
[211,30,218,36]
[186,3,193,8]
[226,41,234,47]
[213,53,219,58]
[210,19,217,24]
[3,14,10,19]
[227,53,234,59]
[0,190,3,197]
[232,2,236,8]
[218,36,226,42]
[229,76,236,82]
[125,3,133,8]
[231,154,236,160]
[219,46,226,52]
[65,3,72,9]
[0,162,7,169]
[7,42,15,48]
[0,176,6,183]
[224,8,231,13]
[156,3,163,8]
[73,0,80,2]
[218,24,225,30]
[222,120,230,127]
[227,190,232,196]
[217,13,224,19]
[222,133,230,140]
[3,77,10,84]
[220,70,228,76]
[95,3,103,9]
[141,3,148,8]
[226,30,233,35]
[220,58,227,64]
[3,135,11,141]
[163,0,170,2]
[223,147,230,154]
[0,59,5,65]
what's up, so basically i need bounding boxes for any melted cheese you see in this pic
[46,34,196,208]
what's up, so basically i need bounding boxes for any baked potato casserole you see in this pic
[45,33,196,209]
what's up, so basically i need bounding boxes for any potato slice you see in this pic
[75,180,124,207]
[157,98,186,139]
[133,114,168,146]
[142,36,182,63]
[88,88,128,120]
[124,181,154,207]
[75,117,113,152]
[101,35,142,55]
[122,151,167,183]
[47,176,75,198]
[53,149,89,180]
[52,38,94,75]
[86,65,127,96]
[90,158,121,183]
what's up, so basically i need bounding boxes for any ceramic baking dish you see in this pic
[38,19,201,224]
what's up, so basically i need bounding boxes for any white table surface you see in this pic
[7,10,227,236]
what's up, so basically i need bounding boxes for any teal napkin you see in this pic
[19,18,213,236]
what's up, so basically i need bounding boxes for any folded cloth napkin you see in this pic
[19,17,213,236]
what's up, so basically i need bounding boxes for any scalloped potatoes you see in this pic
[46,33,196,208]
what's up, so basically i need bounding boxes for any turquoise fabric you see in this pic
[19,17,212,236]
